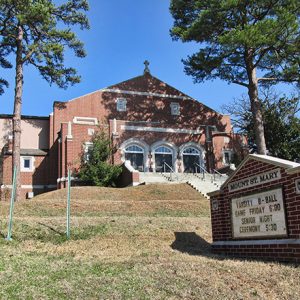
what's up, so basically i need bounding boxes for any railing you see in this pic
[212,168,227,181]
[194,163,210,180]
[162,162,177,181]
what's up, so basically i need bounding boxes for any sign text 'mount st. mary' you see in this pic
[228,168,281,192]
[231,188,287,239]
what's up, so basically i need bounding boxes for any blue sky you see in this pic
[0,0,296,116]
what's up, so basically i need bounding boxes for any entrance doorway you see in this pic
[154,146,173,172]
[182,147,202,173]
[124,145,144,171]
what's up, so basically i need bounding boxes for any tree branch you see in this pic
[232,80,249,88]
[257,77,279,82]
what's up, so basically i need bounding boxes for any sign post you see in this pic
[6,166,17,241]
[66,168,71,239]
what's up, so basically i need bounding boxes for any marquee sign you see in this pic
[231,187,287,239]
[228,168,281,192]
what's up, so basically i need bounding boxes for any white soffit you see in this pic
[220,154,300,190]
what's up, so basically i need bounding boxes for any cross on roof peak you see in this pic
[143,60,150,74]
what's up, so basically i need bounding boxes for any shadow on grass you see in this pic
[171,232,299,266]
[171,232,211,255]
[37,222,64,236]
[22,223,109,245]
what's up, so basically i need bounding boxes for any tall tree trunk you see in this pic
[13,25,24,201]
[245,49,267,155]
[248,69,267,155]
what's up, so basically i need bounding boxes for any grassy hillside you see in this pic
[0,184,299,299]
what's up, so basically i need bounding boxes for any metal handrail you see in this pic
[212,168,226,181]
[162,162,176,181]
[194,163,209,179]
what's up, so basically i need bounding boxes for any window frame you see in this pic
[125,145,144,153]
[20,156,35,172]
[170,102,180,116]
[223,150,233,165]
[182,147,201,155]
[84,142,93,162]
[116,98,127,112]
[154,146,173,154]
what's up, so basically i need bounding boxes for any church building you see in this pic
[0,63,247,199]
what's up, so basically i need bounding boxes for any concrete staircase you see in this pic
[139,172,173,184]
[138,172,228,198]
[185,174,227,198]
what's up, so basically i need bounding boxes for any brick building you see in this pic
[0,65,247,198]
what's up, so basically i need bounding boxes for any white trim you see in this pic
[121,125,202,135]
[124,145,144,153]
[170,102,180,115]
[151,141,178,172]
[1,184,56,189]
[20,156,35,172]
[179,142,205,157]
[67,121,73,139]
[179,142,206,172]
[222,149,233,165]
[116,98,127,112]
[101,88,190,100]
[83,142,93,162]
[119,139,150,172]
[287,166,300,174]
[212,239,300,246]
[73,116,98,125]
[221,154,300,190]
[124,160,140,174]
[250,154,300,169]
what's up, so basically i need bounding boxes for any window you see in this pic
[21,156,34,172]
[125,145,143,153]
[170,102,180,116]
[88,128,95,136]
[124,144,144,171]
[183,147,200,155]
[117,98,127,112]
[154,146,172,154]
[223,150,233,165]
[84,142,93,162]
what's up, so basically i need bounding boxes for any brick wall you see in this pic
[51,73,246,176]
[1,72,247,198]
[1,154,57,200]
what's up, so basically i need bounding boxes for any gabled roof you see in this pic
[102,72,190,99]
[208,154,300,196]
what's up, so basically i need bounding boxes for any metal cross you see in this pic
[144,60,150,74]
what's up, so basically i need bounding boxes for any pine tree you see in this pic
[0,0,89,200]
[170,0,300,155]
[222,90,300,161]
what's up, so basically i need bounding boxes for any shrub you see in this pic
[77,131,122,187]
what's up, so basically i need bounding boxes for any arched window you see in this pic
[182,146,202,173]
[124,144,144,171]
[125,145,144,153]
[183,147,200,155]
[154,146,172,154]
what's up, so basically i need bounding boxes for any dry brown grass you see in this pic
[0,184,299,299]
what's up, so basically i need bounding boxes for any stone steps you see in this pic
[138,172,227,198]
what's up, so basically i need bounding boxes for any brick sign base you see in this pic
[209,154,300,263]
